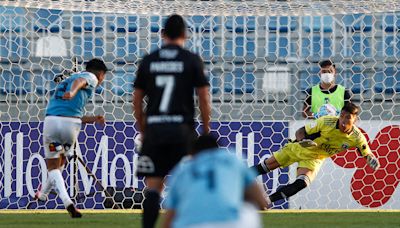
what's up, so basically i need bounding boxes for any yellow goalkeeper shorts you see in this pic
[273,142,325,172]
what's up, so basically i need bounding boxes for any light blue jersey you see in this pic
[164,148,257,228]
[46,72,98,118]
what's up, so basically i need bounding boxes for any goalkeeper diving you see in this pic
[250,102,379,206]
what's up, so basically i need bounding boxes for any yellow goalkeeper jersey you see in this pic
[304,116,371,159]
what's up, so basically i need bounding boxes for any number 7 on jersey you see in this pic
[156,75,175,113]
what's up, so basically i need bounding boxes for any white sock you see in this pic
[39,174,53,201]
[48,169,73,208]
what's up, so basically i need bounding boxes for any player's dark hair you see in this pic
[85,58,108,76]
[319,59,336,68]
[192,134,218,155]
[341,102,359,115]
[162,14,186,40]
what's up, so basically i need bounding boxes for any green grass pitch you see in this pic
[0,210,399,228]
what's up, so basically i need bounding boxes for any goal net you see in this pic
[0,0,399,210]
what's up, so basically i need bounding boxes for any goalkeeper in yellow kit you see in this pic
[250,102,380,205]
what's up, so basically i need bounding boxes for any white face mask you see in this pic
[321,73,335,84]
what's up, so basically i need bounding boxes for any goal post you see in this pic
[0,0,399,210]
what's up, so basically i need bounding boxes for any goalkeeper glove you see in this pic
[298,139,318,148]
[366,153,380,170]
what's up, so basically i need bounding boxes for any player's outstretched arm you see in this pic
[62,78,87,100]
[365,153,380,170]
[196,86,211,134]
[81,115,105,125]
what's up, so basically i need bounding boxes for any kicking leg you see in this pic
[250,155,281,175]
[142,177,163,228]
[269,167,313,203]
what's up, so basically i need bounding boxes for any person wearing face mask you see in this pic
[303,60,352,119]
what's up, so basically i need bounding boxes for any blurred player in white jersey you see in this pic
[34,59,108,218]
[163,135,267,228]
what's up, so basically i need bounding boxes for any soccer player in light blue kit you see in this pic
[163,135,267,228]
[34,59,108,218]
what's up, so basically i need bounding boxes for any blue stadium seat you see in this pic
[225,16,256,33]
[73,37,104,60]
[0,36,29,63]
[342,14,373,32]
[114,37,138,62]
[198,36,219,61]
[110,16,138,33]
[344,66,370,94]
[351,35,372,58]
[267,35,294,59]
[381,14,400,32]
[189,16,219,33]
[303,16,333,33]
[225,37,255,61]
[224,68,255,94]
[301,36,332,59]
[299,67,320,92]
[374,68,400,94]
[150,16,166,33]
[150,35,161,53]
[111,70,135,96]
[383,36,400,57]
[0,6,25,33]
[33,9,63,33]
[73,15,104,33]
[0,67,32,95]
[268,16,296,32]
[208,70,221,95]
[35,69,61,95]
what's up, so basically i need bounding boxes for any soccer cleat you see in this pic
[34,185,46,202]
[66,204,82,218]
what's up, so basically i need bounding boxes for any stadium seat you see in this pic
[351,35,372,58]
[225,36,255,61]
[33,9,63,33]
[303,16,334,33]
[0,67,32,95]
[208,70,221,95]
[111,70,135,96]
[381,14,400,32]
[342,14,373,32]
[268,16,297,32]
[110,16,138,33]
[225,16,256,33]
[114,37,138,63]
[374,67,400,94]
[189,16,219,33]
[299,67,320,92]
[199,36,219,61]
[267,35,294,59]
[73,14,104,33]
[0,36,29,63]
[73,37,104,60]
[224,68,255,94]
[345,66,370,94]
[0,6,25,33]
[383,36,400,57]
[301,36,332,59]
[150,16,167,33]
[35,69,61,95]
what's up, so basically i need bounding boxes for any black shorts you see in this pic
[136,124,196,177]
